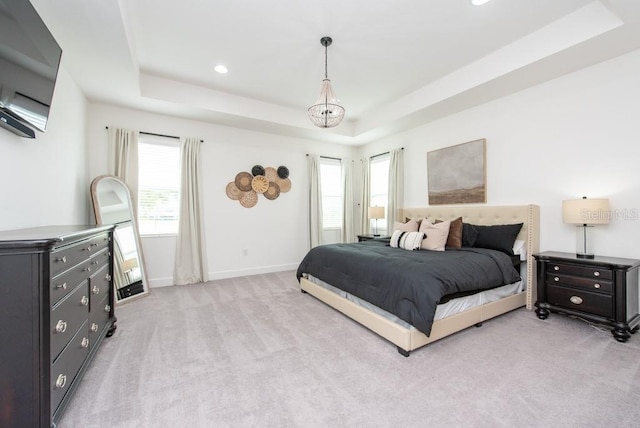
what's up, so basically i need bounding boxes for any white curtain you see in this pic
[174,137,208,285]
[341,159,356,243]
[360,157,371,235]
[107,127,139,209]
[308,154,323,248]
[387,148,404,228]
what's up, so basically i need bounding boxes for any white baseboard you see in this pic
[147,263,298,288]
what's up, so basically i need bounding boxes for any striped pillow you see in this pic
[390,231,425,251]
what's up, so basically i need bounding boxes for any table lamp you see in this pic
[368,206,385,236]
[562,196,609,259]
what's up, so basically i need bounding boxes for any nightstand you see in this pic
[357,234,390,242]
[534,251,640,342]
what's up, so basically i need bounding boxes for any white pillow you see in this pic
[390,230,425,251]
[393,218,419,233]
[419,219,450,251]
[513,239,527,261]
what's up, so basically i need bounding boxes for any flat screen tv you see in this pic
[0,0,62,138]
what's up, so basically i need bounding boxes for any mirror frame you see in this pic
[90,174,150,304]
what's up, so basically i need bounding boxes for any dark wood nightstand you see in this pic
[357,234,390,242]
[533,251,640,342]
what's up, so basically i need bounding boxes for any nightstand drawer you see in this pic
[547,284,613,318]
[545,273,613,293]
[546,262,612,281]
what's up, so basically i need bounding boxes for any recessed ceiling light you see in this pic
[471,0,491,5]
[214,65,228,74]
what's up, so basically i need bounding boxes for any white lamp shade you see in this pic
[368,206,385,219]
[562,198,610,225]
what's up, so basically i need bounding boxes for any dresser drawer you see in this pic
[50,240,92,278]
[51,321,89,414]
[87,233,110,255]
[547,284,613,319]
[545,272,613,294]
[546,262,612,281]
[89,264,111,311]
[88,247,110,274]
[89,294,112,342]
[51,282,90,361]
[50,258,93,305]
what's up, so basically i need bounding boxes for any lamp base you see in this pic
[576,253,595,259]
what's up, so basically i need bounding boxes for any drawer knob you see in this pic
[81,337,89,348]
[55,282,67,290]
[81,296,89,306]
[57,256,67,264]
[55,320,67,333]
[554,277,560,282]
[92,285,100,295]
[106,274,112,282]
[85,246,92,252]
[84,267,92,272]
[553,266,560,271]
[91,323,99,333]
[104,304,111,313]
[570,296,584,305]
[92,260,99,265]
[594,283,601,289]
[55,374,67,389]
[594,271,600,277]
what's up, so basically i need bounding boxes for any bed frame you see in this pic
[300,204,540,356]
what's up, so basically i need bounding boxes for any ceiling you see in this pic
[31,0,640,145]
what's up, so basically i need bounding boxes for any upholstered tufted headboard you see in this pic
[400,205,540,309]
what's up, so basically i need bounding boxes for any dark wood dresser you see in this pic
[0,225,116,427]
[534,251,640,342]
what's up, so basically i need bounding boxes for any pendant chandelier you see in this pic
[308,36,345,128]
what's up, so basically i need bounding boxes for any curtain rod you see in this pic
[370,147,404,159]
[305,154,342,161]
[105,127,203,142]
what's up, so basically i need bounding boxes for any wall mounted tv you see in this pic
[0,0,62,138]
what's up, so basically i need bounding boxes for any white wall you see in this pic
[87,104,357,286]
[360,49,640,260]
[0,67,89,230]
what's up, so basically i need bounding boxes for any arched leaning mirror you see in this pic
[91,175,149,303]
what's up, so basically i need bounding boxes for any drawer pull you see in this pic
[56,256,67,264]
[55,320,67,333]
[106,274,112,282]
[92,285,100,295]
[570,296,583,305]
[92,260,99,265]
[85,246,92,252]
[91,323,99,333]
[594,283,601,289]
[594,271,600,277]
[553,266,560,271]
[55,374,67,389]
[81,296,89,306]
[84,267,92,272]
[55,282,67,290]
[81,337,90,348]
[104,304,111,313]
[554,277,559,282]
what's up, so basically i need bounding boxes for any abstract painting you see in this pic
[427,139,486,205]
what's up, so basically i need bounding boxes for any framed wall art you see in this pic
[427,139,486,205]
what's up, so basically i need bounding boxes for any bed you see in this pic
[297,204,540,356]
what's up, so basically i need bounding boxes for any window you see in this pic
[320,157,343,229]
[370,154,390,234]
[137,135,180,235]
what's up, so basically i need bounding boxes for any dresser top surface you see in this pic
[0,225,114,250]
[534,251,640,269]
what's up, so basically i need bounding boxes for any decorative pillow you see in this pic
[462,223,479,247]
[390,230,425,251]
[405,217,422,228]
[472,223,524,255]
[419,219,450,251]
[393,218,419,233]
[513,239,527,261]
[435,217,463,249]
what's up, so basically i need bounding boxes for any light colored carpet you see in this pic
[58,271,640,427]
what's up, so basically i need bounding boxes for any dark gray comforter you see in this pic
[296,239,520,336]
